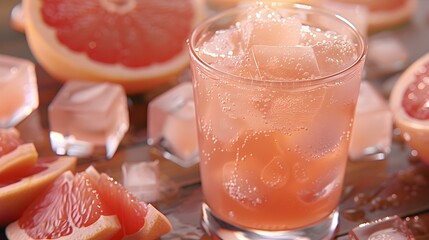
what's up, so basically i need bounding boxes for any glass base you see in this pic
[201,203,339,240]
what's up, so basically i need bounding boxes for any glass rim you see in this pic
[188,2,367,85]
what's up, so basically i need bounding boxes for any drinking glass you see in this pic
[188,3,366,239]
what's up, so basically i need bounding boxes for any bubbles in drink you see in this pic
[297,167,342,204]
[240,12,302,47]
[260,156,289,188]
[251,45,320,81]
[223,161,266,208]
[313,38,358,76]
[198,28,244,64]
[196,3,358,80]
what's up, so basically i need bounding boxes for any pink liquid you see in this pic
[191,3,365,231]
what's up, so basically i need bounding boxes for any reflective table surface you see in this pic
[1,0,429,239]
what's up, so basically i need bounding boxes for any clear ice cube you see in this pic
[197,81,248,145]
[260,156,289,189]
[223,161,267,208]
[297,166,342,204]
[312,37,357,76]
[48,80,129,159]
[251,45,320,81]
[367,35,408,77]
[349,81,392,160]
[122,160,161,203]
[349,215,415,240]
[240,16,302,47]
[147,82,199,168]
[0,55,38,128]
[198,28,244,64]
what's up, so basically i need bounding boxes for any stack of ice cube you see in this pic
[196,3,359,82]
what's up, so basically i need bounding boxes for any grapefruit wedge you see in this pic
[0,128,37,179]
[390,52,429,165]
[23,0,206,93]
[0,156,77,226]
[6,166,172,240]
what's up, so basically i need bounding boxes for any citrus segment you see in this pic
[124,204,173,240]
[0,156,77,226]
[41,0,193,68]
[23,0,206,93]
[13,171,121,239]
[97,173,147,238]
[0,128,23,157]
[401,62,429,120]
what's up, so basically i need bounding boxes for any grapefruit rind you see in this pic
[0,143,38,177]
[0,156,77,226]
[123,204,173,240]
[390,52,429,164]
[22,0,206,93]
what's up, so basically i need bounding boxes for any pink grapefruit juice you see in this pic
[189,3,366,231]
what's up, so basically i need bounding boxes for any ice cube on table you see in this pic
[147,82,199,168]
[122,160,161,203]
[48,80,129,159]
[349,215,414,240]
[251,45,320,81]
[349,81,392,160]
[0,54,38,128]
[367,34,408,78]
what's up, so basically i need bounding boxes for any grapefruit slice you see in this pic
[6,167,172,240]
[6,171,121,240]
[0,156,77,226]
[0,143,38,181]
[390,52,429,165]
[22,0,206,94]
[0,128,38,178]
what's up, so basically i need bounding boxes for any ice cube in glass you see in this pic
[147,82,199,168]
[349,215,414,240]
[0,54,38,128]
[48,80,129,159]
[122,160,161,203]
[349,81,392,160]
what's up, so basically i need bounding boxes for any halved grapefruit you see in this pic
[329,0,417,33]
[22,0,206,94]
[390,52,429,165]
[6,166,172,240]
[0,156,77,226]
